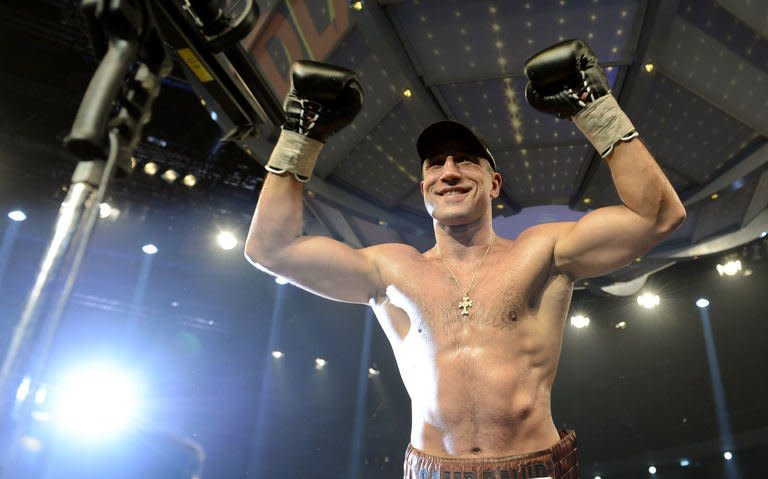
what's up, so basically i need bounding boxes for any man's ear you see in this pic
[489,172,502,199]
[419,180,425,195]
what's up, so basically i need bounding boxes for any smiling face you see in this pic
[420,152,502,227]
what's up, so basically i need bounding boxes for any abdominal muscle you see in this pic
[377,280,570,458]
[402,320,562,458]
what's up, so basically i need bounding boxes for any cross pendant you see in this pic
[458,294,473,317]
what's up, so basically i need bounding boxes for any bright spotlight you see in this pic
[648,465,657,474]
[161,169,179,183]
[142,244,158,255]
[8,210,27,222]
[716,259,742,276]
[272,351,283,359]
[570,314,590,328]
[595,476,602,479]
[99,202,112,219]
[16,376,31,402]
[760,231,767,238]
[275,276,289,285]
[367,367,380,377]
[315,358,327,369]
[217,231,238,250]
[183,174,197,187]
[143,162,158,175]
[637,292,660,309]
[723,451,733,461]
[680,458,690,467]
[51,363,142,439]
[696,298,710,308]
[615,321,627,329]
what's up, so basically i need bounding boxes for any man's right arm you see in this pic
[244,61,382,305]
[244,172,383,305]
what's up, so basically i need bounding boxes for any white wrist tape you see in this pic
[266,129,324,182]
[573,94,639,158]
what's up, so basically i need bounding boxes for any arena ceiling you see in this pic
[1,1,768,478]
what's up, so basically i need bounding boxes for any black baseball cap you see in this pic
[416,121,497,171]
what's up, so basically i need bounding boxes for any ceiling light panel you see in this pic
[657,13,768,137]
[319,27,403,178]
[678,0,768,77]
[436,77,590,150]
[385,0,640,85]
[496,144,592,208]
[625,74,754,185]
[332,103,421,208]
[691,174,759,242]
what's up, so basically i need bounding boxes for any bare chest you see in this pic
[377,245,566,343]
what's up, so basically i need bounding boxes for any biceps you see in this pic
[554,206,659,280]
[258,235,383,304]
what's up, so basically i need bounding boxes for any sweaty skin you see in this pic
[246,140,686,460]
[370,232,571,458]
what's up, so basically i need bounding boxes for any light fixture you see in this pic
[648,465,657,474]
[143,162,158,175]
[217,231,238,250]
[583,197,592,205]
[570,314,590,328]
[710,193,719,200]
[680,458,690,467]
[210,111,218,121]
[183,174,197,187]
[637,292,660,309]
[272,351,284,359]
[161,169,179,183]
[696,298,710,308]
[51,363,143,439]
[275,276,289,285]
[402,88,412,98]
[644,63,654,73]
[99,202,112,219]
[716,259,742,276]
[142,244,158,255]
[8,210,27,222]
[760,231,767,238]
[315,358,327,369]
[367,367,380,377]
[351,0,363,11]
[723,451,733,461]
[16,377,31,402]
[615,321,627,329]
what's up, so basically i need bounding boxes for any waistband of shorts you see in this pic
[404,430,578,479]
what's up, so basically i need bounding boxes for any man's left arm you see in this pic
[524,40,686,281]
[552,138,686,280]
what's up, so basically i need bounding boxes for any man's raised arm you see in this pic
[244,61,382,304]
[524,40,686,281]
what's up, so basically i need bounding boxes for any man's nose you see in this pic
[440,156,461,179]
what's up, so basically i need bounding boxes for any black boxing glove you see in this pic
[267,61,363,181]
[524,39,637,157]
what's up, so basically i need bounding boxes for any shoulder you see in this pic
[361,242,425,271]
[517,221,576,243]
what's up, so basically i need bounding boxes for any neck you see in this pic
[433,219,495,260]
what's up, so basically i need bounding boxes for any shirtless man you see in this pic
[245,40,686,479]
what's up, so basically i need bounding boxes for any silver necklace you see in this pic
[436,236,494,318]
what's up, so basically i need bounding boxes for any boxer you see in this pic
[245,40,686,478]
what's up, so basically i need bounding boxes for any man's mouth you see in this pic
[438,187,470,196]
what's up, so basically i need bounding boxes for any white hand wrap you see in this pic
[265,129,324,182]
[573,94,639,158]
